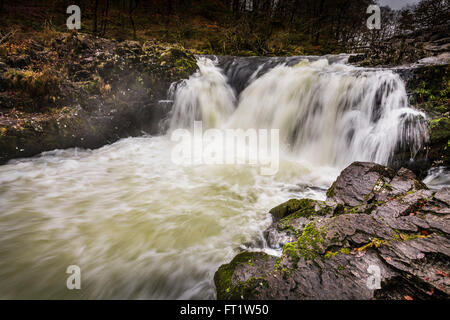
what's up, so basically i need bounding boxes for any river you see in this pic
[0,56,439,299]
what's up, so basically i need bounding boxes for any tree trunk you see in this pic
[129,0,139,39]
[313,0,326,45]
[93,0,99,36]
[101,0,110,37]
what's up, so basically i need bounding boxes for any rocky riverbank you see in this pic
[0,31,197,163]
[347,23,449,176]
[214,162,449,300]
[348,23,449,67]
[407,64,449,173]
[1,31,448,174]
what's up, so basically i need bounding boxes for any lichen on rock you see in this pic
[214,162,450,300]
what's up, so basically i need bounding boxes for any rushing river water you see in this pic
[0,56,437,299]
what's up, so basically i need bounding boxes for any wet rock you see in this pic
[400,64,449,176]
[434,188,450,206]
[269,199,318,221]
[215,162,450,300]
[390,168,428,195]
[326,162,395,206]
[214,252,278,300]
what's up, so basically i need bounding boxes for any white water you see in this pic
[169,58,236,130]
[423,167,450,189]
[0,57,429,299]
[170,58,427,167]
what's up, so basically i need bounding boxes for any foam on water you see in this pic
[0,136,333,299]
[0,57,430,299]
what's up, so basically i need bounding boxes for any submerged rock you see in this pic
[214,162,450,300]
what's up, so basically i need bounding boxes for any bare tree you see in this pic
[101,0,110,37]
[93,0,99,36]
[129,0,139,39]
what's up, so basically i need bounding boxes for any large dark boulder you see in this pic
[215,162,450,300]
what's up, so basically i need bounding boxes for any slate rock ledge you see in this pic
[214,162,450,300]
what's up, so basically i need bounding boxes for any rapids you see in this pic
[0,56,436,299]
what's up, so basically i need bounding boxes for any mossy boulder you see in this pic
[215,162,450,300]
[214,252,275,300]
[269,199,317,221]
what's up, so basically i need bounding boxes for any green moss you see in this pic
[333,204,365,216]
[214,252,271,300]
[227,277,268,300]
[157,47,198,78]
[214,252,258,299]
[410,65,449,167]
[282,242,300,263]
[326,181,336,198]
[276,199,330,234]
[427,116,450,166]
[429,117,450,142]
[356,238,389,252]
[316,202,333,216]
[280,222,326,263]
[270,198,316,220]
[413,66,449,117]
[273,257,282,270]
[392,232,429,242]
[324,247,351,258]
[297,223,326,259]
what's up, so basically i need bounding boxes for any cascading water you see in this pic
[171,57,428,168]
[168,57,236,130]
[0,55,431,299]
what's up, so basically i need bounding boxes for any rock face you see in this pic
[391,64,449,178]
[0,32,198,163]
[406,64,449,173]
[214,162,450,300]
[353,24,449,67]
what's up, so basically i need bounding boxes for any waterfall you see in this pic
[169,57,236,130]
[0,55,432,300]
[169,57,428,169]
